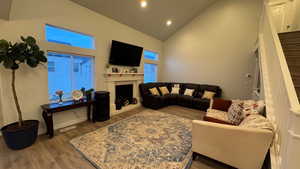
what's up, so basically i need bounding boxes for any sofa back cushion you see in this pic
[139,83,168,97]
[180,83,200,96]
[199,85,222,98]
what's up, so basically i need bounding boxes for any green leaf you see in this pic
[0,36,47,70]
[0,39,9,51]
[3,58,14,69]
[24,36,36,46]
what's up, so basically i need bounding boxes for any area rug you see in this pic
[70,110,193,169]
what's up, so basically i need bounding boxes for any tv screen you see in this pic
[109,40,143,66]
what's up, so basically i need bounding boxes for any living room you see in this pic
[0,0,298,169]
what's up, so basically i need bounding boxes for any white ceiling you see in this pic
[0,0,12,20]
[70,0,216,41]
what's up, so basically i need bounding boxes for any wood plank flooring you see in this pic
[0,106,234,169]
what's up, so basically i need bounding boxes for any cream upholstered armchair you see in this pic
[192,120,273,169]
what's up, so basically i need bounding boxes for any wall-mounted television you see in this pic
[109,40,143,66]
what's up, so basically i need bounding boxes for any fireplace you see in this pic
[115,84,134,110]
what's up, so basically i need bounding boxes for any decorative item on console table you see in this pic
[56,90,64,104]
[0,36,47,150]
[82,88,94,101]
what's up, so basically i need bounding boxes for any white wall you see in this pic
[0,0,162,132]
[160,0,262,99]
[0,19,6,127]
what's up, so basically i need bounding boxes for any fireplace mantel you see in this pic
[104,73,143,116]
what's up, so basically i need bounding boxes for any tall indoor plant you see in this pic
[0,36,47,150]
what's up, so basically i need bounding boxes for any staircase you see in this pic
[279,31,300,100]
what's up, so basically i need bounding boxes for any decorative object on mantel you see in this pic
[130,67,138,73]
[72,90,83,101]
[56,90,64,104]
[122,68,129,73]
[0,36,47,150]
[112,67,119,73]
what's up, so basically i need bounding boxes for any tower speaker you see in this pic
[93,91,110,122]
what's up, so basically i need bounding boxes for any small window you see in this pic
[144,50,159,61]
[144,63,157,83]
[45,24,95,49]
[47,52,94,100]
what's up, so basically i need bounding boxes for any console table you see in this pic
[41,99,93,138]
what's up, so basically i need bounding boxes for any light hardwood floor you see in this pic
[0,106,234,169]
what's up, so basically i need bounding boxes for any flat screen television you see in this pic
[109,40,143,66]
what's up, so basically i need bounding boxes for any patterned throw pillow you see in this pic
[202,91,216,99]
[233,100,265,117]
[228,102,244,125]
[149,87,160,96]
[171,87,180,94]
[159,86,169,95]
[184,88,194,96]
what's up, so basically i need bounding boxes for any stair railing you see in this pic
[259,1,300,169]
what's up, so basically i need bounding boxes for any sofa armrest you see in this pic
[192,120,273,169]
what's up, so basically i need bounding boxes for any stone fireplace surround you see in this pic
[104,73,144,116]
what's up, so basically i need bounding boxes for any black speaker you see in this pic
[93,91,110,122]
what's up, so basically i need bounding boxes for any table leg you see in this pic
[42,110,54,138]
[87,104,91,121]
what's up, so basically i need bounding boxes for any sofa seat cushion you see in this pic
[178,95,194,107]
[206,109,230,122]
[192,98,210,110]
[164,94,179,104]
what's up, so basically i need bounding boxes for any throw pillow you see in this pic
[159,86,169,95]
[202,91,216,99]
[174,84,180,88]
[184,88,194,96]
[212,98,232,112]
[171,87,180,94]
[241,100,265,117]
[149,87,160,96]
[228,101,244,125]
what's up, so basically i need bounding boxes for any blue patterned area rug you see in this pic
[70,110,193,169]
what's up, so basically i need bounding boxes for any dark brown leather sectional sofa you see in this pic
[139,82,222,111]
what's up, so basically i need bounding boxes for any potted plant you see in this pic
[0,36,47,150]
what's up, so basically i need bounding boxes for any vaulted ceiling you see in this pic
[0,0,12,20]
[70,0,216,41]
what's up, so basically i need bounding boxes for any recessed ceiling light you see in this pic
[166,20,172,26]
[140,1,147,8]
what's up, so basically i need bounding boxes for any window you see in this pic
[45,24,95,49]
[47,52,94,100]
[144,50,158,61]
[144,63,157,83]
[144,50,159,83]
